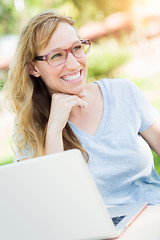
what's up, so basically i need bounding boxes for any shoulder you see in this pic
[94,78,138,96]
[86,81,100,94]
[87,78,142,100]
[95,78,134,88]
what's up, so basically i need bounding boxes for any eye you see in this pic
[72,44,82,52]
[50,52,63,60]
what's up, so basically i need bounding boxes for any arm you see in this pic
[140,121,160,157]
[45,93,88,155]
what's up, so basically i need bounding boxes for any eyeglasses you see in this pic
[34,39,91,67]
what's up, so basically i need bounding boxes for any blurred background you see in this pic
[0,0,160,174]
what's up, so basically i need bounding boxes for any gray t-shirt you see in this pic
[69,78,160,205]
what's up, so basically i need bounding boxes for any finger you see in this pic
[53,94,88,108]
[65,96,88,109]
[78,91,87,98]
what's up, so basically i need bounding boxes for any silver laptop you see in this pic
[0,149,148,240]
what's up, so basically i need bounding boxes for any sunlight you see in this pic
[14,0,25,12]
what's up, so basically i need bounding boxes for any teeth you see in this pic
[63,72,80,81]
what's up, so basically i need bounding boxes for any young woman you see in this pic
[5,10,160,205]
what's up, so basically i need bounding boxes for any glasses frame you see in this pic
[34,39,91,67]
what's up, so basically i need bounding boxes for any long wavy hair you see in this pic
[5,10,89,162]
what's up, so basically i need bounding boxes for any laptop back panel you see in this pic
[0,149,117,240]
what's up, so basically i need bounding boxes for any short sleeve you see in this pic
[127,80,160,132]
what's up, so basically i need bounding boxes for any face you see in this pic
[32,22,88,96]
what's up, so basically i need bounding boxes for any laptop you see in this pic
[0,149,148,240]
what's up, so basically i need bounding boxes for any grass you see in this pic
[0,156,14,165]
[153,151,160,175]
[0,136,14,165]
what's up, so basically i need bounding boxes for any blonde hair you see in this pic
[5,10,89,162]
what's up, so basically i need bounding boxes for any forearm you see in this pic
[44,128,64,155]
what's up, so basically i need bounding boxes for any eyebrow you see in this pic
[47,40,81,53]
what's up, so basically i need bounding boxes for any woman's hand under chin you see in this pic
[44,92,88,154]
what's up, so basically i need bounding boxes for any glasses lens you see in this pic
[72,41,90,58]
[82,41,90,55]
[48,49,66,67]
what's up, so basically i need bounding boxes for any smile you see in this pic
[62,71,81,81]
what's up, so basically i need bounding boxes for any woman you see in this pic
[5,10,160,205]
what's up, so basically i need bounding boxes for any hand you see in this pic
[47,92,88,133]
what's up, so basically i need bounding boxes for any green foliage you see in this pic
[0,0,18,35]
[152,151,160,176]
[0,70,8,90]
[129,74,160,92]
[0,0,159,176]
[0,156,13,166]
[56,0,132,27]
[0,0,133,36]
[87,38,130,81]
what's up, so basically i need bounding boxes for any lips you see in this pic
[61,71,81,81]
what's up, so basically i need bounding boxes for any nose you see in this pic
[65,52,80,69]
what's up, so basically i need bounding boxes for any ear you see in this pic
[28,62,40,78]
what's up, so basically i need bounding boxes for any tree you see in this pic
[0,0,18,36]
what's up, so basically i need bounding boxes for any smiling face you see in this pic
[32,22,88,96]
